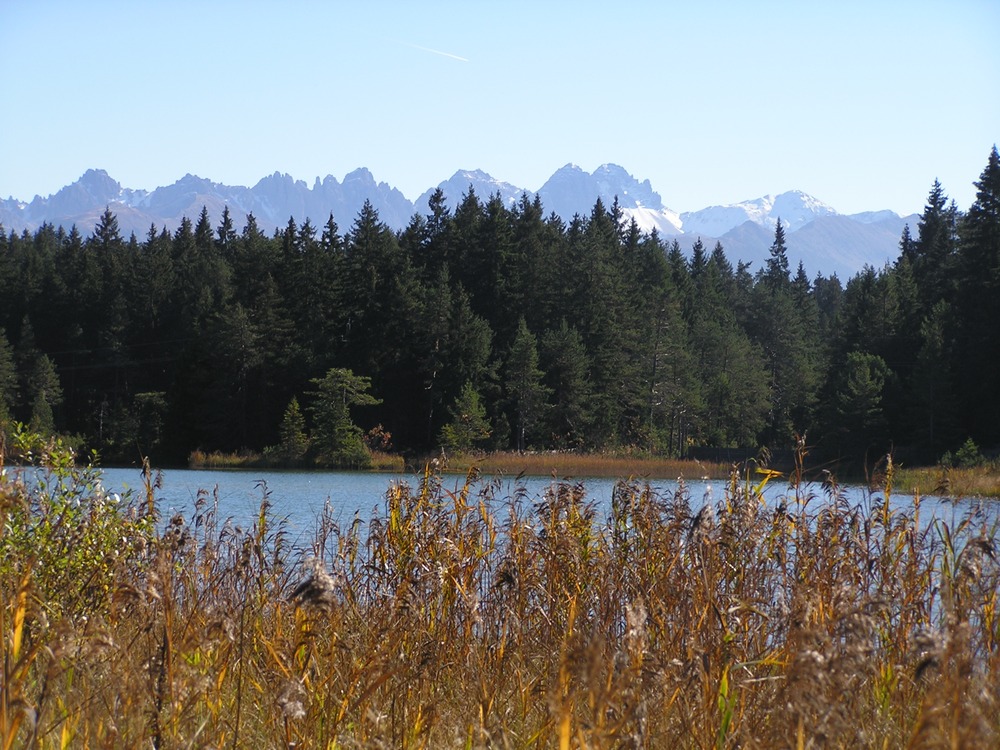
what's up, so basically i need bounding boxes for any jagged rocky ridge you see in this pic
[1,165,917,280]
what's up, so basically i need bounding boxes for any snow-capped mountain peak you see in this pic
[414,168,532,214]
[0,165,913,281]
[537,163,682,234]
[680,190,837,236]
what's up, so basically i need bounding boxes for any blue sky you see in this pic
[2,0,998,216]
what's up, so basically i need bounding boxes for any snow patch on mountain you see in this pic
[414,169,532,215]
[621,206,684,236]
[848,209,900,224]
[681,191,839,236]
[535,163,684,235]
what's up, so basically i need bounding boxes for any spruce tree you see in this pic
[749,221,820,445]
[505,318,550,452]
[92,206,122,251]
[912,180,959,311]
[540,320,593,449]
[0,328,17,423]
[439,381,491,454]
[216,205,237,257]
[276,396,310,464]
[422,187,454,276]
[827,351,891,457]
[307,368,381,468]
[955,146,1000,442]
[26,353,63,436]
[909,300,959,455]
[762,219,790,290]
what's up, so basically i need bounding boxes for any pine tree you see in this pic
[421,187,453,276]
[762,219,790,290]
[689,237,708,281]
[898,224,916,263]
[216,205,238,258]
[307,368,381,468]
[912,180,959,311]
[505,318,550,452]
[275,396,310,464]
[909,300,959,455]
[132,224,175,335]
[207,303,263,449]
[0,328,17,423]
[954,146,1000,442]
[439,381,491,453]
[92,206,123,251]
[828,351,891,457]
[410,267,492,447]
[477,192,520,344]
[540,320,593,449]
[341,201,424,444]
[812,273,843,342]
[686,243,770,448]
[625,230,696,452]
[26,353,63,436]
[342,201,418,373]
[749,221,820,444]
[511,193,549,330]
[195,206,214,254]
[170,214,231,335]
[574,199,641,444]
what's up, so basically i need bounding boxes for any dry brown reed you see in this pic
[2,453,998,748]
[441,450,731,481]
[188,448,405,472]
[893,463,1000,499]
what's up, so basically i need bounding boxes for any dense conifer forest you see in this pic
[1,147,998,468]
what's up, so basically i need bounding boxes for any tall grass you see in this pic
[440,450,731,480]
[893,462,1000,499]
[2,430,998,747]
[188,448,405,472]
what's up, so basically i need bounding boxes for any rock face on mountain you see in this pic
[537,164,683,236]
[1,165,915,279]
[414,169,530,215]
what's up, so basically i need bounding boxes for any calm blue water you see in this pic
[89,465,995,546]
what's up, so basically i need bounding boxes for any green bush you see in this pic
[1,423,156,619]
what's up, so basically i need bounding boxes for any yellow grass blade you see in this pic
[11,572,30,663]
[559,712,571,750]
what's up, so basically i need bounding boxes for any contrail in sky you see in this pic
[405,42,469,63]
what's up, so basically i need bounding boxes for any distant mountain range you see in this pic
[1,165,918,280]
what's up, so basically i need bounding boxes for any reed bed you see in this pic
[188,448,406,473]
[2,434,999,748]
[892,463,1000,500]
[440,451,731,481]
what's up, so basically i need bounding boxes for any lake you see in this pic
[91,465,996,548]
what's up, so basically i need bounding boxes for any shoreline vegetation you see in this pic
[186,447,1000,499]
[187,447,730,480]
[3,426,998,747]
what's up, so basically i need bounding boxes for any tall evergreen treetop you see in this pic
[762,219,790,288]
[92,206,122,251]
[913,179,959,310]
[954,145,1000,442]
[216,205,237,255]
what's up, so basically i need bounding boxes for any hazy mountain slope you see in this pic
[1,165,913,279]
